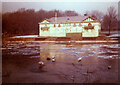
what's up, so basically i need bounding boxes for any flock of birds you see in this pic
[38,56,112,69]
[38,56,57,68]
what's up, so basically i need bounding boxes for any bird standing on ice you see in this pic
[52,58,55,62]
[109,56,113,59]
[52,56,55,59]
[46,57,51,60]
[78,57,82,62]
[108,66,111,69]
[52,56,56,62]
[38,61,45,68]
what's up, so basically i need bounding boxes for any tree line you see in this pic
[2,8,78,37]
[2,6,119,37]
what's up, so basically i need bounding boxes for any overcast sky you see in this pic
[2,2,118,15]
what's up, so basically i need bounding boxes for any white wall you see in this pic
[39,21,101,37]
[82,22,100,37]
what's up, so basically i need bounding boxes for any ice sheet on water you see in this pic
[30,56,40,58]
[1,48,12,50]
[51,44,66,47]
[65,53,79,57]
[25,44,40,47]
[75,52,85,54]
[11,35,38,38]
[88,54,94,56]
[76,41,107,43]
[3,40,119,60]
[67,45,73,47]
[98,51,106,54]
[10,52,20,55]
[91,44,101,48]
[71,47,77,49]
[10,47,40,55]
[108,34,120,37]
[62,48,71,50]
[107,50,118,53]
[55,49,66,52]
[100,44,119,50]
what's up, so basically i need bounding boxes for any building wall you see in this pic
[39,20,101,37]
[82,22,101,37]
[49,27,66,37]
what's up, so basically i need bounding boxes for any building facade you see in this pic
[39,16,101,38]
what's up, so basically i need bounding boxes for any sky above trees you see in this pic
[2,2,118,15]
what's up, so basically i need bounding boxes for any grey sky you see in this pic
[2,2,118,15]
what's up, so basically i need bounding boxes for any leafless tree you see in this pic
[90,10,103,21]
[65,10,78,16]
[84,10,103,22]
[102,6,117,35]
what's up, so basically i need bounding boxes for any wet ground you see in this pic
[2,41,119,83]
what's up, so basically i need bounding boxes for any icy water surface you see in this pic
[2,41,119,59]
[2,41,119,83]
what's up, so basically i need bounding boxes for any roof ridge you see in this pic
[45,16,97,23]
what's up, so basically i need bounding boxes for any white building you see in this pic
[38,15,101,38]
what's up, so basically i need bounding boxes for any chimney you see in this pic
[84,14,87,16]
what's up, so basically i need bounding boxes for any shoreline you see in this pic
[2,37,118,44]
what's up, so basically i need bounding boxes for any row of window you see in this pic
[41,27,95,32]
[43,23,95,28]
[43,23,82,27]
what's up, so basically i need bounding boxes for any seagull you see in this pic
[78,57,82,62]
[38,61,44,65]
[46,57,51,60]
[38,61,45,68]
[108,66,111,69]
[109,56,113,59]
[52,58,56,62]
[52,56,55,59]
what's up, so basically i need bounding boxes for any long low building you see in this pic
[38,15,101,38]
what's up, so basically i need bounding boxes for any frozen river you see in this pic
[2,41,119,83]
[2,41,119,59]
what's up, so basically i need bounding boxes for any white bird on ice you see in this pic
[52,56,55,59]
[52,58,56,62]
[108,66,111,69]
[38,61,45,68]
[109,56,113,59]
[78,57,82,62]
[38,61,44,65]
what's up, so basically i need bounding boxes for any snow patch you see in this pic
[12,35,38,38]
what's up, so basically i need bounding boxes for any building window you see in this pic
[68,24,71,26]
[79,23,82,27]
[73,23,76,27]
[67,18,70,20]
[84,23,94,30]
[41,27,50,31]
[88,23,92,27]
[58,24,61,27]
[45,24,47,27]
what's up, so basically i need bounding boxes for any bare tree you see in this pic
[65,10,78,16]
[84,10,103,22]
[102,15,110,31]
[90,10,103,21]
[103,6,117,35]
